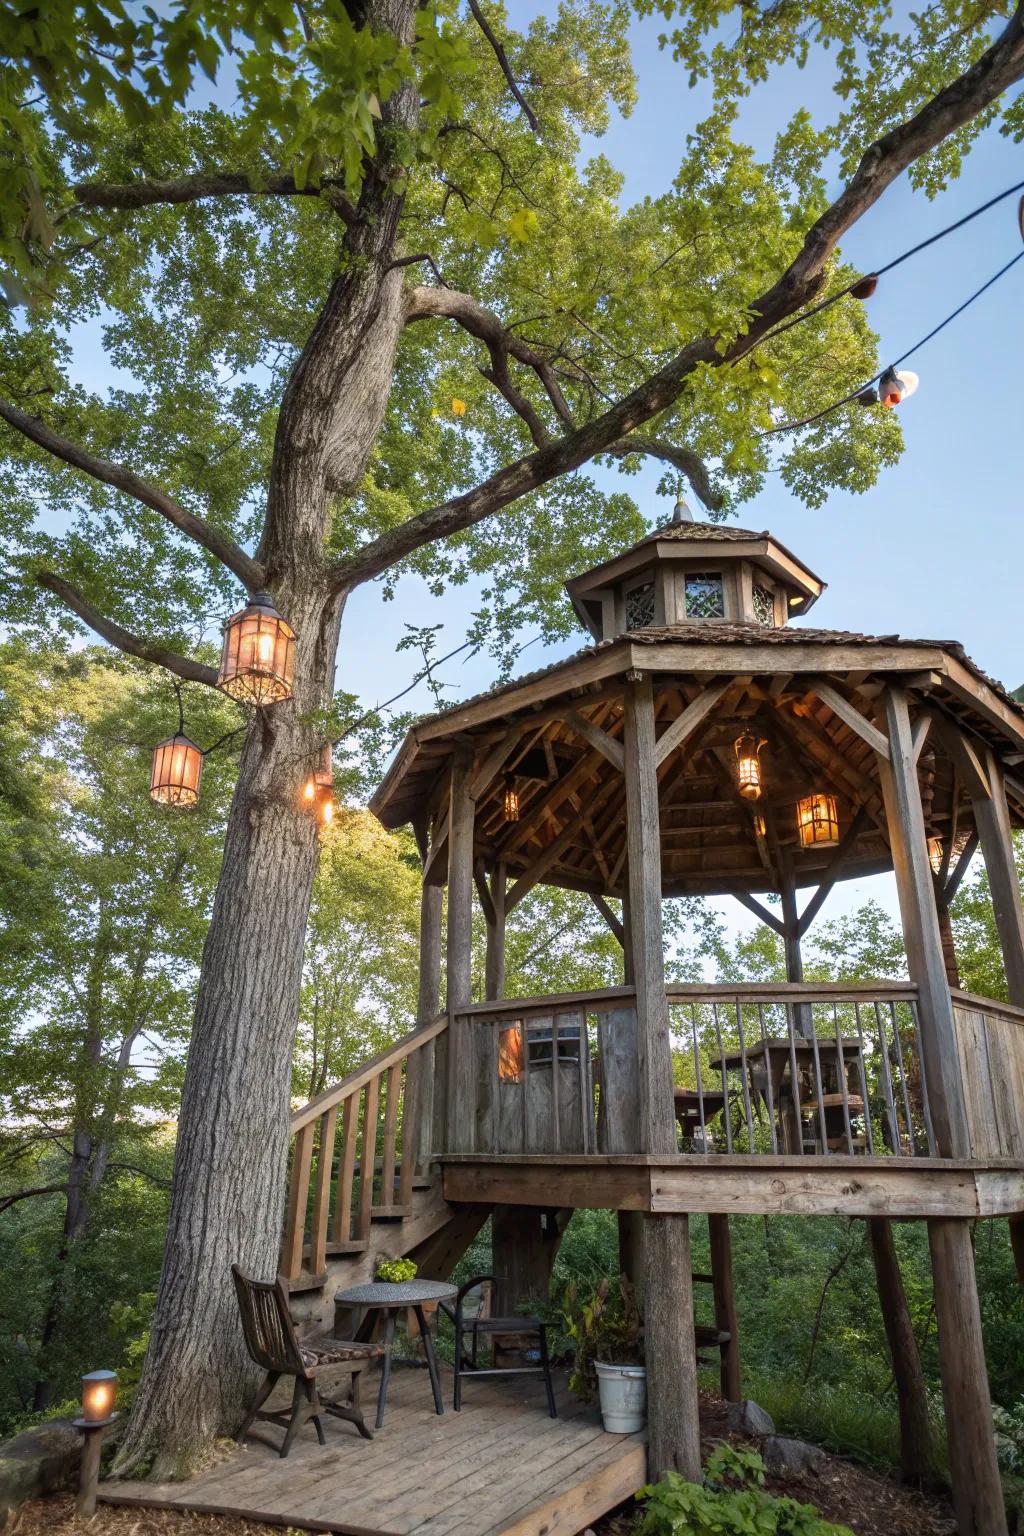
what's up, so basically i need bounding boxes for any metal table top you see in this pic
[334,1279,459,1307]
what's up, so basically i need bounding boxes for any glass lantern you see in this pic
[149,733,203,808]
[796,792,840,849]
[81,1370,117,1425]
[303,745,334,826]
[734,733,765,801]
[503,774,520,823]
[217,591,295,706]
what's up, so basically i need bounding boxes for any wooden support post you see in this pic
[877,688,970,1159]
[414,871,443,1168]
[928,1217,1007,1536]
[708,1215,741,1403]
[972,748,1024,1006]
[446,755,475,1153]
[484,864,507,1002]
[492,1206,564,1315]
[780,861,811,1038]
[866,1217,933,1482]
[624,675,701,1483]
[617,1209,644,1288]
[646,1214,702,1481]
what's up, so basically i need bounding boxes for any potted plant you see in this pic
[560,1275,646,1433]
[375,1257,418,1283]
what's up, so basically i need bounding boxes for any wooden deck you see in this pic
[102,1366,647,1536]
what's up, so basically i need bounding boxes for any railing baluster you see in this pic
[399,1058,418,1207]
[712,1003,733,1153]
[786,1004,804,1156]
[833,1003,854,1155]
[808,1006,829,1151]
[551,1012,561,1153]
[853,1004,875,1155]
[757,1003,779,1154]
[380,1062,400,1207]
[874,1000,902,1154]
[309,1105,338,1277]
[334,1093,358,1243]
[888,1001,917,1154]
[691,1003,708,1152]
[577,1013,592,1153]
[281,1120,314,1281]
[736,1003,755,1153]
[357,1076,380,1242]
[911,1000,937,1156]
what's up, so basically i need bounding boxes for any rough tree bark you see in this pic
[867,1217,934,1483]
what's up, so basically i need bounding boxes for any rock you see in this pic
[725,1398,775,1437]
[0,1418,81,1527]
[761,1434,826,1478]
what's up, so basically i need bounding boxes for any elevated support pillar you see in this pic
[446,755,476,1152]
[624,675,701,1482]
[708,1214,741,1403]
[972,748,1024,1006]
[867,1217,933,1482]
[928,1217,1007,1536]
[413,817,443,1167]
[484,864,507,1001]
[877,687,969,1159]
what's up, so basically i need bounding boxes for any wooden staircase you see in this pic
[280,1014,489,1331]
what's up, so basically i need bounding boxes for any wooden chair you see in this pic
[439,1274,557,1418]
[231,1265,383,1457]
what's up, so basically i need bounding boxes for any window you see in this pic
[625,582,656,629]
[752,583,776,626]
[527,1021,581,1066]
[684,572,725,619]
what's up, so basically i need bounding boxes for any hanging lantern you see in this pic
[217,591,296,706]
[503,773,520,823]
[734,733,766,800]
[303,745,334,826]
[753,814,766,837]
[150,733,203,808]
[796,792,840,849]
[928,836,944,875]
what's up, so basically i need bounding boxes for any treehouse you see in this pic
[111,511,1024,1536]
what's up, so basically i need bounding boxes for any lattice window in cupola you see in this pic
[684,572,725,619]
[625,582,656,630]
[753,583,776,626]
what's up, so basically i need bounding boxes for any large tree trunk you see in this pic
[115,1,418,1475]
[867,1216,934,1483]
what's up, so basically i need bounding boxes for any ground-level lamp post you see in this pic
[74,1369,118,1516]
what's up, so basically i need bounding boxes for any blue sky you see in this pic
[66,7,1024,943]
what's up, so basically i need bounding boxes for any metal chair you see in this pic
[231,1265,383,1456]
[440,1273,557,1418]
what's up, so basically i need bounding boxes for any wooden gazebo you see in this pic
[271,511,1024,1536]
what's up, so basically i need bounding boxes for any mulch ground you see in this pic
[9,1398,958,1536]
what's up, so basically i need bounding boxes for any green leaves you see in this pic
[639,1460,855,1536]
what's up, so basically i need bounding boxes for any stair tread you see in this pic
[371,1203,414,1219]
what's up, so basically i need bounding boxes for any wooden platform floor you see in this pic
[102,1366,647,1536]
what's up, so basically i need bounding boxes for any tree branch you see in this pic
[0,397,265,591]
[0,1183,68,1214]
[604,435,722,510]
[73,172,356,224]
[334,5,1024,592]
[467,0,539,132]
[37,573,219,686]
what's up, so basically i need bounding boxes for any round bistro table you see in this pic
[333,1279,458,1428]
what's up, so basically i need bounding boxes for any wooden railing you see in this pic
[951,991,1024,1159]
[452,982,936,1160]
[280,1013,448,1283]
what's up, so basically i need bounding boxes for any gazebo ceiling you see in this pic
[370,623,1024,901]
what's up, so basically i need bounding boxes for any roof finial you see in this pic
[672,493,692,525]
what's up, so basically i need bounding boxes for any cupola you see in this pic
[564,505,825,642]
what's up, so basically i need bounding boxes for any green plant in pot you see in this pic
[559,1275,645,1432]
[376,1257,418,1282]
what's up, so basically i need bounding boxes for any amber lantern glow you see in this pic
[217,591,295,706]
[928,836,944,875]
[303,746,334,826]
[503,774,520,823]
[734,733,765,800]
[81,1370,117,1425]
[498,1023,525,1083]
[796,792,840,849]
[150,733,203,808]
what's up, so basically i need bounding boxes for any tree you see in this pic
[2,0,1023,1475]
[0,643,235,1415]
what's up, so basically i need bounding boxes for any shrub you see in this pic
[375,1257,418,1282]
[638,1444,855,1536]
[557,1274,643,1401]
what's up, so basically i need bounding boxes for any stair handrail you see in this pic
[290,1011,449,1133]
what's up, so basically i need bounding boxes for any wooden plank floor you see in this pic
[102,1366,647,1536]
